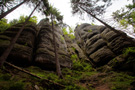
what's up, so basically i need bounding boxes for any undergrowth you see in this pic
[0,52,135,90]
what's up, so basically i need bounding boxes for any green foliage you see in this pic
[71,47,76,51]
[91,23,95,25]
[64,84,87,90]
[68,34,75,39]
[71,54,93,72]
[0,73,11,81]
[0,70,26,90]
[62,26,75,39]
[72,60,84,71]
[0,81,25,90]
[69,27,73,33]
[123,47,135,56]
[45,5,63,23]
[0,18,10,33]
[8,82,25,90]
[60,35,65,43]
[109,72,135,90]
[27,65,95,90]
[62,27,68,35]
[112,4,135,31]
[88,29,92,32]
[71,54,78,61]
[9,15,38,26]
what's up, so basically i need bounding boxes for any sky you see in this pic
[5,0,132,27]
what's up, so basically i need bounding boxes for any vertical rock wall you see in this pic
[0,23,38,66]
[35,23,72,70]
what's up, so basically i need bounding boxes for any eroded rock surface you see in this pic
[35,24,71,69]
[0,23,38,66]
[74,23,135,67]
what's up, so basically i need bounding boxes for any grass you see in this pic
[0,53,135,90]
[0,69,26,90]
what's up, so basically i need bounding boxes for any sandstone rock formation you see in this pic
[74,23,135,67]
[35,23,72,70]
[0,21,135,72]
[0,22,37,66]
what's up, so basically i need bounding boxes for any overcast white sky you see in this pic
[5,0,132,27]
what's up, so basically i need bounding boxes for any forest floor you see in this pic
[0,62,135,90]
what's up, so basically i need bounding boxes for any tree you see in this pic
[0,2,40,67]
[70,0,133,35]
[112,3,135,32]
[71,0,112,17]
[0,0,28,20]
[0,0,15,14]
[45,5,63,78]
[0,0,49,20]
[70,0,115,28]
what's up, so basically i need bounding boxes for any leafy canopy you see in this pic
[0,0,15,14]
[9,15,38,25]
[71,0,112,17]
[44,5,63,23]
[112,3,135,31]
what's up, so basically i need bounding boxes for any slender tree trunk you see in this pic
[80,6,129,35]
[80,6,135,45]
[51,15,63,78]
[0,2,40,67]
[0,0,27,20]
[80,6,116,30]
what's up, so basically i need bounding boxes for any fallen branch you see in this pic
[4,61,65,89]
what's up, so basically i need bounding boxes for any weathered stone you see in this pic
[35,23,71,69]
[108,36,132,54]
[85,39,107,55]
[0,23,37,66]
[101,30,119,42]
[74,23,135,67]
[85,34,101,47]
[108,53,135,72]
[90,46,115,66]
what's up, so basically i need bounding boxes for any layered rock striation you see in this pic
[74,23,135,67]
[0,22,38,66]
[0,21,135,72]
[35,22,71,69]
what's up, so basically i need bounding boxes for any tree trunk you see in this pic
[80,6,135,45]
[0,0,27,20]
[51,15,63,78]
[0,2,40,67]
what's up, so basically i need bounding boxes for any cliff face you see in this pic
[0,23,37,66]
[35,23,71,70]
[74,23,135,71]
[0,22,135,71]
[0,21,72,69]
